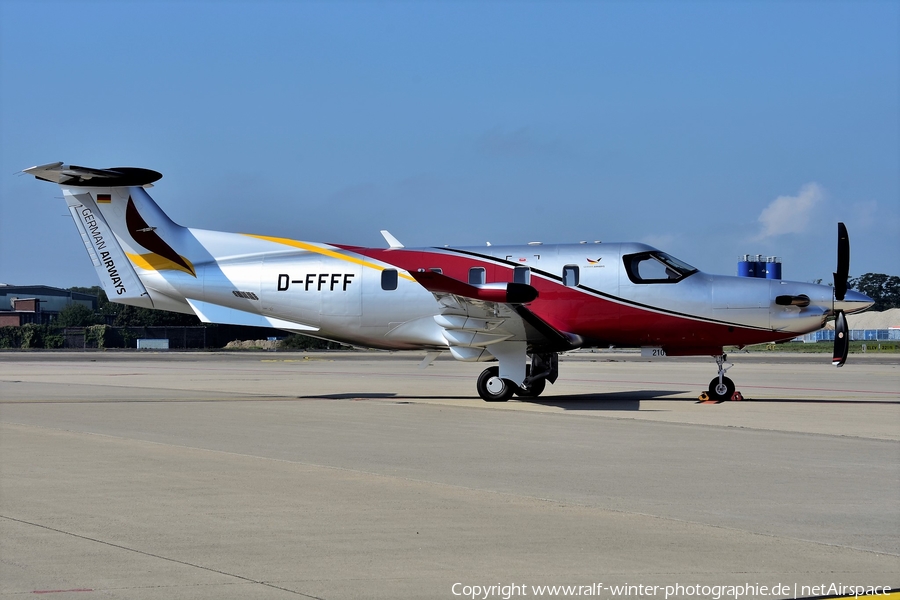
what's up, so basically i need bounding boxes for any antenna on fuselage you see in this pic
[380,230,404,249]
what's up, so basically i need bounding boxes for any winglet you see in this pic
[380,230,404,249]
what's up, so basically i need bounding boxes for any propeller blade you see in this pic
[832,311,849,367]
[833,222,849,302]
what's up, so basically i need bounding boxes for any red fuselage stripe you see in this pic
[336,246,790,352]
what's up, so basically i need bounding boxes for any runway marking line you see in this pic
[1,514,324,600]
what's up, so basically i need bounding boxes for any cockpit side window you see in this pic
[623,251,697,284]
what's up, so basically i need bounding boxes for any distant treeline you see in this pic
[847,274,900,312]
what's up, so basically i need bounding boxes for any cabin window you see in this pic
[513,266,531,285]
[381,269,398,291]
[562,265,579,287]
[468,267,486,285]
[623,251,697,284]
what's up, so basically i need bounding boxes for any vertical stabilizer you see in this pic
[23,162,196,309]
[63,190,154,307]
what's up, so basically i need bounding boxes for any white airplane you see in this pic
[25,162,874,401]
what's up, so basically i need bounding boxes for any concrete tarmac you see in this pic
[1,351,898,599]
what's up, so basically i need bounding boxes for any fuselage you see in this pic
[136,231,870,356]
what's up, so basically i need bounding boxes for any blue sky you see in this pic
[1,1,897,288]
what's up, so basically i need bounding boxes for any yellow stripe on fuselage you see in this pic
[242,234,415,281]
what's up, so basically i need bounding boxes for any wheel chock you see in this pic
[698,392,722,404]
[698,391,726,404]
[730,391,744,401]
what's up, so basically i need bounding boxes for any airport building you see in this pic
[796,328,900,342]
[793,307,900,343]
[0,284,98,327]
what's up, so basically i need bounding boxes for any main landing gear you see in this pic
[476,366,516,402]
[707,353,736,401]
[476,353,558,402]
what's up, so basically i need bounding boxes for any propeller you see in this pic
[832,222,850,367]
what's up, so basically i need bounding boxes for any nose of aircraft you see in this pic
[835,289,875,314]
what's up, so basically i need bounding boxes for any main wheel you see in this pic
[477,366,515,402]
[707,376,735,401]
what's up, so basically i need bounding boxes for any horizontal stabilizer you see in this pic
[186,299,318,332]
[23,162,162,187]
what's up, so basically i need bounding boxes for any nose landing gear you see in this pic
[707,353,736,401]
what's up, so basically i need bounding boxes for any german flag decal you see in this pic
[97,194,112,204]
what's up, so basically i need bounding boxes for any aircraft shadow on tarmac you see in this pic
[300,390,689,410]
[300,392,474,401]
[516,389,687,411]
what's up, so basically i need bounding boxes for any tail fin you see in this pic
[24,162,196,308]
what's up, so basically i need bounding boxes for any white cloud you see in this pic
[755,182,824,239]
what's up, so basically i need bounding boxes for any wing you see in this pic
[409,270,582,360]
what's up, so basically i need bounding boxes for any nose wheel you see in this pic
[707,354,737,401]
[708,375,735,400]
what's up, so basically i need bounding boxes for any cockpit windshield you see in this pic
[623,251,698,284]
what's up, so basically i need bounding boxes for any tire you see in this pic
[708,376,735,401]
[477,366,515,402]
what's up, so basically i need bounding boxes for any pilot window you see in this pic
[469,267,486,285]
[381,269,398,291]
[623,251,697,284]
[562,265,579,287]
[513,266,531,285]
[430,268,442,274]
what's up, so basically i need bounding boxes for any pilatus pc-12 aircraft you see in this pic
[25,162,874,401]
